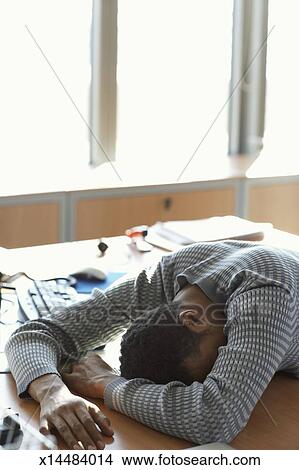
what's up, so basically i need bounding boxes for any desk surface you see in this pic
[1,228,299,450]
[1,372,299,450]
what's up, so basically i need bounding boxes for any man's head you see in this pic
[120,284,227,385]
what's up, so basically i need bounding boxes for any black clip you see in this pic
[97,239,109,256]
[0,408,23,447]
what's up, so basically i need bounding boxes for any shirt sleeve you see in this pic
[5,261,166,398]
[104,286,293,444]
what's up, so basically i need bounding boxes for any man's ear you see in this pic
[179,309,208,333]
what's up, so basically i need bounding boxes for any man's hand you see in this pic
[62,354,119,399]
[29,374,114,450]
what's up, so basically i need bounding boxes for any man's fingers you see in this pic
[50,416,80,450]
[61,372,78,389]
[70,363,86,374]
[89,407,114,437]
[63,413,100,450]
[76,408,106,450]
[39,417,50,435]
[61,372,72,386]
[61,371,75,381]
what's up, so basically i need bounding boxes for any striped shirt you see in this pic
[5,240,299,444]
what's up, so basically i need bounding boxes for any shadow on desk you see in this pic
[233,373,299,450]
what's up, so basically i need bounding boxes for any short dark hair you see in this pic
[119,304,199,385]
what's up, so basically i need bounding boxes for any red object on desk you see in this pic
[125,225,148,239]
[125,226,152,252]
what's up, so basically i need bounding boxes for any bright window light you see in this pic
[116,0,234,182]
[0,0,92,180]
[248,0,299,177]
[0,1,233,186]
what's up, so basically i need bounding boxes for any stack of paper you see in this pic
[146,216,272,251]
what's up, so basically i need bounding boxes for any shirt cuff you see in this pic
[17,367,61,399]
[104,376,128,410]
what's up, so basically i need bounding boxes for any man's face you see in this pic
[173,283,227,382]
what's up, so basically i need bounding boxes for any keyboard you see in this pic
[16,279,82,321]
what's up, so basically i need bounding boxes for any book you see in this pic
[145,216,272,251]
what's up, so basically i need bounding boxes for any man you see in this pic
[5,240,299,450]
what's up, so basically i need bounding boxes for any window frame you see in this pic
[90,0,118,167]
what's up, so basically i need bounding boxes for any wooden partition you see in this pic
[0,202,60,248]
[248,182,299,235]
[75,187,235,240]
[1,178,299,248]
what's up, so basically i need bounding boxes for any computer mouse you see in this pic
[71,267,107,281]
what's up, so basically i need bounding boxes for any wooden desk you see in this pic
[1,372,299,450]
[1,229,299,449]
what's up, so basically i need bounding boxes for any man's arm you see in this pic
[5,262,165,448]
[103,286,293,444]
[5,261,165,398]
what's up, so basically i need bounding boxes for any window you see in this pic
[0,0,92,182]
[115,0,234,183]
[248,0,299,177]
[0,0,234,187]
